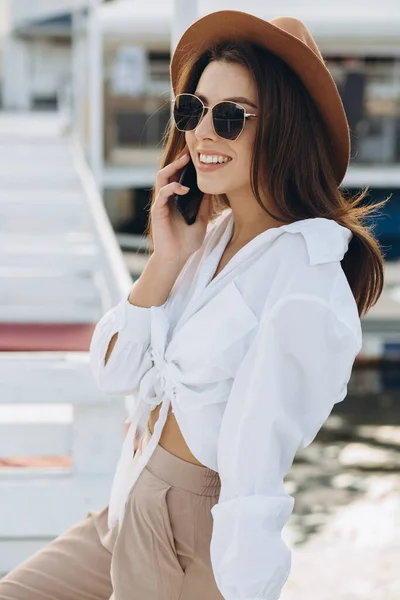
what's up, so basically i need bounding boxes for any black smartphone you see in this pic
[172,157,204,225]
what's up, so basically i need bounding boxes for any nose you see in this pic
[194,107,217,141]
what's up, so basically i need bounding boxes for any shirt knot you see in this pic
[139,348,178,408]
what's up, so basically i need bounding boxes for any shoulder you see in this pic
[269,218,354,301]
[239,217,354,306]
[243,217,360,343]
[260,276,362,351]
[272,217,353,267]
[277,218,360,339]
[281,217,353,265]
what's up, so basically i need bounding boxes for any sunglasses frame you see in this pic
[172,93,258,142]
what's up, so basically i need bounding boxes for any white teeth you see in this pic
[199,154,232,164]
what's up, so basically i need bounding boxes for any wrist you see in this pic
[128,253,186,308]
[150,252,189,274]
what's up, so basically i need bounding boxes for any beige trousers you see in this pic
[0,427,223,600]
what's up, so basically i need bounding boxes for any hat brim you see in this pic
[170,10,350,185]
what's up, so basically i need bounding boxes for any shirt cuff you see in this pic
[112,294,166,344]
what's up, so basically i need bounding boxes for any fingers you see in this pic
[156,150,190,189]
[152,180,189,211]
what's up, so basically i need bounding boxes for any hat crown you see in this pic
[269,16,323,61]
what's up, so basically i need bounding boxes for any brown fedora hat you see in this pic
[170,10,350,185]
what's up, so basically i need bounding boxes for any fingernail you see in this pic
[181,185,190,190]
[179,153,189,160]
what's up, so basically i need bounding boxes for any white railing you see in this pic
[0,111,134,576]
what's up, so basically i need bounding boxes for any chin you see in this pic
[198,182,229,195]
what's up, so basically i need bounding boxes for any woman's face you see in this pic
[185,61,258,200]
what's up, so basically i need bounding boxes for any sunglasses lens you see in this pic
[173,94,203,131]
[213,102,245,140]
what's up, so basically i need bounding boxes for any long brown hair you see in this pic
[147,41,389,318]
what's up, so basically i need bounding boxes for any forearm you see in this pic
[128,253,185,308]
[104,254,184,366]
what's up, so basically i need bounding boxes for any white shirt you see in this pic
[89,208,362,600]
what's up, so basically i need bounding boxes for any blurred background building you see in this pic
[1,0,79,111]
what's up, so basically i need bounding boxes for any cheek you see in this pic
[240,132,255,170]
[185,131,195,150]
[234,136,253,170]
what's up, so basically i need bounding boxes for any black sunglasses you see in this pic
[172,93,258,141]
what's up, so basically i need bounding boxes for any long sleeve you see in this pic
[89,288,166,396]
[209,294,362,600]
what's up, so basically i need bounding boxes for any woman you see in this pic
[0,10,388,600]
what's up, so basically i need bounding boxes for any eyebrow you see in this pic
[195,93,258,110]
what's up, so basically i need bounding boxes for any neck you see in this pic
[227,195,286,246]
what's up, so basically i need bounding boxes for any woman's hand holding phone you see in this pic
[151,148,211,267]
[125,149,210,310]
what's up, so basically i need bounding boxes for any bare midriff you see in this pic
[146,402,205,466]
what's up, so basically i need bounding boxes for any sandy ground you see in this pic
[280,411,400,600]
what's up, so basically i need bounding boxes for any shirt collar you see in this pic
[280,217,353,265]
[216,209,353,266]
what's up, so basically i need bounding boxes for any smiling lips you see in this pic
[197,151,233,171]
[196,159,232,172]
[199,154,232,164]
